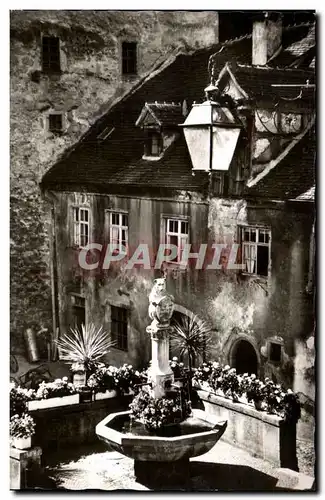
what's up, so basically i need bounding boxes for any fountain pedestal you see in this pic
[146,325,174,398]
[96,278,228,489]
[134,458,190,489]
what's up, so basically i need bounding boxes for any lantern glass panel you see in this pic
[184,126,211,171]
[211,126,241,171]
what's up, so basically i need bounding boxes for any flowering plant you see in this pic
[130,390,192,431]
[10,413,36,439]
[193,362,214,385]
[218,366,242,398]
[35,377,77,400]
[194,361,301,422]
[245,374,266,403]
[114,364,144,394]
[282,389,301,423]
[263,379,285,414]
[169,357,187,380]
[10,384,36,417]
[87,364,116,393]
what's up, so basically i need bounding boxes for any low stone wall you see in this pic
[29,395,133,454]
[197,390,298,471]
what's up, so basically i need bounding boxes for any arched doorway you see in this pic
[230,339,258,375]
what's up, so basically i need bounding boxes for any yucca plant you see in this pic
[56,323,116,381]
[170,313,212,392]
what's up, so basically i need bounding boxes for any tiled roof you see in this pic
[245,127,315,201]
[274,24,316,68]
[42,23,316,199]
[141,102,184,127]
[227,63,315,105]
[42,37,253,195]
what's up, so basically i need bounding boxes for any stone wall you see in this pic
[51,190,313,387]
[10,10,219,351]
[197,389,298,470]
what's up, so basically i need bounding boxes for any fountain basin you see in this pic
[96,409,227,462]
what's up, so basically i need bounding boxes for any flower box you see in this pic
[28,394,79,411]
[197,389,298,470]
[12,436,32,450]
[94,389,117,401]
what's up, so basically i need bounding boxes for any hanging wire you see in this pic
[279,89,303,101]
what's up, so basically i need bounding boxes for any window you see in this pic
[111,306,128,351]
[269,342,282,363]
[42,36,60,72]
[145,131,162,157]
[71,295,85,332]
[240,226,271,277]
[122,41,137,75]
[73,207,89,247]
[48,113,63,133]
[108,212,128,253]
[166,218,189,263]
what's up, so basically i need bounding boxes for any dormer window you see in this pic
[146,130,162,157]
[135,102,184,160]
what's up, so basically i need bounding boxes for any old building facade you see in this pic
[10,10,220,350]
[41,14,315,398]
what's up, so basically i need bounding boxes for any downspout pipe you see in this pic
[41,189,60,358]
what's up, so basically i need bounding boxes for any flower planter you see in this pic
[197,389,298,471]
[94,389,117,401]
[12,436,32,450]
[121,388,135,396]
[28,394,79,411]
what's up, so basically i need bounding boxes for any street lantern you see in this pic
[181,84,242,172]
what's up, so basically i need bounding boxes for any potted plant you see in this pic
[170,313,212,394]
[10,384,36,417]
[87,364,117,400]
[56,323,116,386]
[245,374,266,410]
[263,379,285,415]
[10,413,36,450]
[207,362,223,395]
[28,377,78,410]
[282,389,301,423]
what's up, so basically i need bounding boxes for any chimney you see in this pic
[252,12,282,66]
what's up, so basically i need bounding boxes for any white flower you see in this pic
[212,362,219,368]
[172,357,178,361]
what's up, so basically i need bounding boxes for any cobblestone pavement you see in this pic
[37,437,315,491]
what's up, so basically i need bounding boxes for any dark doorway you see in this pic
[70,296,85,331]
[231,339,258,375]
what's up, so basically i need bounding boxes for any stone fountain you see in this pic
[96,278,227,488]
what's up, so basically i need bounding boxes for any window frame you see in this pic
[110,305,128,352]
[161,215,190,265]
[268,339,283,365]
[239,225,271,278]
[48,113,63,134]
[106,210,129,255]
[145,130,163,157]
[42,35,61,73]
[121,41,138,76]
[72,206,90,248]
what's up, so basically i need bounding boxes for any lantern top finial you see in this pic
[204,80,218,100]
